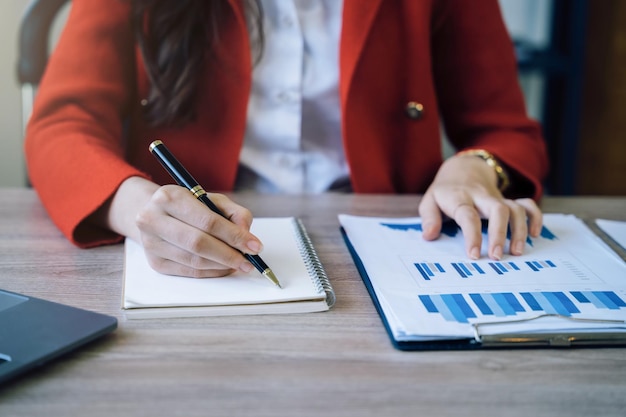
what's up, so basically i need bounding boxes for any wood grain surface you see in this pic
[1,189,625,417]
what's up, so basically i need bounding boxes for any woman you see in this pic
[25,0,549,278]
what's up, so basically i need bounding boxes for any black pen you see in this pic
[149,140,282,288]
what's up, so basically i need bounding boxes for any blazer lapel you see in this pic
[339,0,384,103]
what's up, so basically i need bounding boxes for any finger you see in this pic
[153,186,263,255]
[209,192,254,230]
[142,233,247,275]
[485,201,510,260]
[418,192,443,241]
[139,209,255,274]
[515,198,543,237]
[504,200,528,256]
[146,254,235,278]
[144,241,236,278]
[452,203,483,260]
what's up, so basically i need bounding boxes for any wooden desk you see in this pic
[1,188,625,417]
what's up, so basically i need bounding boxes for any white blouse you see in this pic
[235,0,349,194]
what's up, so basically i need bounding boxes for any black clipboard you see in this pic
[341,228,626,350]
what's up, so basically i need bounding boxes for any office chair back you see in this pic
[16,0,70,136]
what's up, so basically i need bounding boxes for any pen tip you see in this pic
[264,269,282,289]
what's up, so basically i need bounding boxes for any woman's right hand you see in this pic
[96,176,263,278]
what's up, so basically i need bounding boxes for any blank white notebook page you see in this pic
[123,217,326,309]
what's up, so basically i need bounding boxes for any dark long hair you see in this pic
[130,0,263,128]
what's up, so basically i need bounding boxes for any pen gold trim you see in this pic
[148,140,282,288]
[190,185,205,199]
[472,314,626,347]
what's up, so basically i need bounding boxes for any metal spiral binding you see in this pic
[293,218,336,308]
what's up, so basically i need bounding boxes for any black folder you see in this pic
[339,213,626,351]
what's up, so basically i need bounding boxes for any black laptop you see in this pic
[0,289,117,384]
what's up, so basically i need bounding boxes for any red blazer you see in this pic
[25,0,548,247]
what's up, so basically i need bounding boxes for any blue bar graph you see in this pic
[572,291,626,310]
[524,260,557,272]
[419,295,438,313]
[449,262,487,278]
[493,293,516,315]
[508,262,520,271]
[481,293,507,317]
[520,293,543,311]
[526,262,539,272]
[489,263,503,275]
[470,293,493,315]
[503,293,525,312]
[415,262,446,280]
[414,263,433,280]
[418,291,626,324]
[458,263,471,276]
[414,259,558,280]
[452,263,467,278]
[485,261,524,275]
[380,220,559,244]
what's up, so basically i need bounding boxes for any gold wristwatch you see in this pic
[456,149,511,193]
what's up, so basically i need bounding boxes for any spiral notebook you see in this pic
[122,217,334,319]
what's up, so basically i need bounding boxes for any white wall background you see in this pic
[1,1,31,187]
[1,0,69,187]
[0,0,552,188]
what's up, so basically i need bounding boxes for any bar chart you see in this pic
[402,254,600,288]
[380,220,558,245]
[418,291,626,324]
[380,221,459,238]
[413,259,556,280]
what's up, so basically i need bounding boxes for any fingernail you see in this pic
[246,240,262,253]
[470,246,480,260]
[240,262,254,273]
[492,245,503,260]
[513,241,524,255]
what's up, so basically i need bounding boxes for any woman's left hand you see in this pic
[418,154,543,260]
